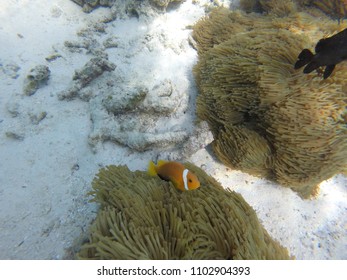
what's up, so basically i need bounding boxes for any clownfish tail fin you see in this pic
[148,161,157,176]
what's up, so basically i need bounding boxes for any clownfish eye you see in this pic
[189,179,193,183]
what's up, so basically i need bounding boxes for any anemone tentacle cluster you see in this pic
[77,164,292,259]
[192,7,347,198]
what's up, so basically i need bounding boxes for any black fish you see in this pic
[294,28,347,79]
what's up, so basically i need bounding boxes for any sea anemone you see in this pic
[192,8,347,198]
[240,0,347,21]
[77,164,292,259]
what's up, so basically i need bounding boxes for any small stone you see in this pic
[23,79,39,96]
[23,65,50,96]
[45,53,62,62]
[30,111,47,125]
[5,131,25,141]
[27,65,50,81]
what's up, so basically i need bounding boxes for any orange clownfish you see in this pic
[148,160,200,191]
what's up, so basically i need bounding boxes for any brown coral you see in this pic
[77,164,292,259]
[193,8,347,198]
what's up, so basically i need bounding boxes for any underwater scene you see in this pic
[0,0,346,260]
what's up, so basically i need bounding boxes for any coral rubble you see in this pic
[70,0,116,13]
[150,0,185,9]
[58,56,116,101]
[70,0,186,14]
[77,164,292,259]
[58,4,213,156]
[59,55,208,153]
[23,65,51,96]
[193,8,347,198]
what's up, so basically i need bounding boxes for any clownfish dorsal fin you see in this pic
[157,160,168,167]
[148,161,157,176]
[182,169,189,191]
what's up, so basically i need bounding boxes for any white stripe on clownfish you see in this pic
[183,169,189,191]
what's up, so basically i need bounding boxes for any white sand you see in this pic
[0,0,346,260]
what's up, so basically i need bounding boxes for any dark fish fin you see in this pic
[298,49,313,60]
[323,65,335,79]
[294,60,308,69]
[315,39,326,53]
[303,61,319,74]
[294,49,314,69]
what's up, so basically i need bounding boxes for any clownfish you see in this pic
[148,160,200,191]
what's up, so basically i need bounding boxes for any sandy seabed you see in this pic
[0,0,346,259]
